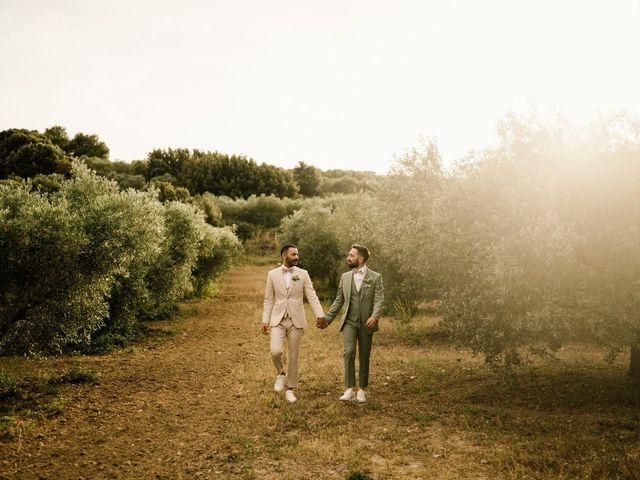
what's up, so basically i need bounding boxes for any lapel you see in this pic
[344,270,353,299]
[358,272,366,299]
[288,266,297,296]
[359,270,372,299]
[279,266,290,297]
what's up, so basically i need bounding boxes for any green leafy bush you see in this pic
[271,115,640,373]
[0,161,240,355]
[0,371,22,400]
[217,194,304,229]
[192,225,242,296]
[277,205,344,296]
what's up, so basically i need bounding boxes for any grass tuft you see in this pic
[346,471,374,480]
[51,365,100,386]
[0,370,22,400]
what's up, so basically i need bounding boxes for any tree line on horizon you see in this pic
[0,126,379,199]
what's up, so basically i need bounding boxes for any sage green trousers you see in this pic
[342,321,373,389]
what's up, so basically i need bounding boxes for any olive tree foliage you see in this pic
[217,195,304,229]
[0,161,241,355]
[371,139,447,314]
[192,224,243,297]
[438,113,640,370]
[279,141,446,310]
[276,204,344,296]
[275,146,446,306]
[273,114,640,375]
[0,163,162,353]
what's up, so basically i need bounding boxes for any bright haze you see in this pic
[1,0,638,173]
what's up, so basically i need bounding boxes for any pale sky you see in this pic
[1,0,639,173]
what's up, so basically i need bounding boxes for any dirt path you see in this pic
[1,261,489,480]
[4,261,635,479]
[1,262,275,479]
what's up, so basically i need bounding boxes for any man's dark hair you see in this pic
[351,244,370,262]
[280,244,297,256]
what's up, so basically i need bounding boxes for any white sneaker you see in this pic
[356,389,366,403]
[285,389,297,403]
[340,388,355,401]
[274,374,285,393]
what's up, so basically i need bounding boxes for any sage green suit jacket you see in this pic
[325,268,385,332]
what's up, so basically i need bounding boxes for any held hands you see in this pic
[316,317,328,329]
[261,323,270,335]
[365,317,377,328]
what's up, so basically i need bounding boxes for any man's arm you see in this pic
[325,275,346,325]
[262,272,275,334]
[366,275,385,328]
[303,271,325,319]
[371,275,385,319]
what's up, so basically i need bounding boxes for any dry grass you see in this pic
[1,260,639,479]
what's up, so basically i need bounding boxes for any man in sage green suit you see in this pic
[319,244,384,403]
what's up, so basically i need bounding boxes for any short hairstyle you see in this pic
[280,244,297,256]
[351,244,370,262]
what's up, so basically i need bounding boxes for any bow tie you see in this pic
[282,267,294,273]
[354,269,364,274]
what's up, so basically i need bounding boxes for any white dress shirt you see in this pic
[353,265,368,292]
[282,265,293,289]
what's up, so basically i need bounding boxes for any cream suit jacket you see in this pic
[262,266,324,328]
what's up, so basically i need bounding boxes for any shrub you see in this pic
[0,161,240,355]
[190,192,223,226]
[218,194,305,229]
[52,366,100,385]
[142,202,208,319]
[277,205,343,295]
[0,371,22,400]
[192,225,242,296]
[0,177,104,354]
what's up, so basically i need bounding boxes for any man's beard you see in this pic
[347,260,357,269]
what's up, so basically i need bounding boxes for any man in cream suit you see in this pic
[262,244,325,403]
[318,244,384,403]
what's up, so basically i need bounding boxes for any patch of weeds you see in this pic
[0,415,15,435]
[224,435,258,463]
[83,323,150,353]
[346,470,374,480]
[461,406,513,428]
[407,410,438,426]
[423,323,453,344]
[0,370,23,400]
[261,438,284,456]
[0,417,35,441]
[37,379,63,395]
[38,397,66,417]
[177,306,199,318]
[156,328,180,337]
[280,411,311,431]
[390,311,449,347]
[50,365,99,386]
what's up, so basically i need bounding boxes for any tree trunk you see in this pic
[630,342,640,383]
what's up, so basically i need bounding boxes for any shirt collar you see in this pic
[354,265,368,275]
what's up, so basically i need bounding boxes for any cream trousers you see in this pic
[269,317,303,389]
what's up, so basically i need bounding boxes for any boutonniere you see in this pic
[363,280,372,288]
[291,275,300,282]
